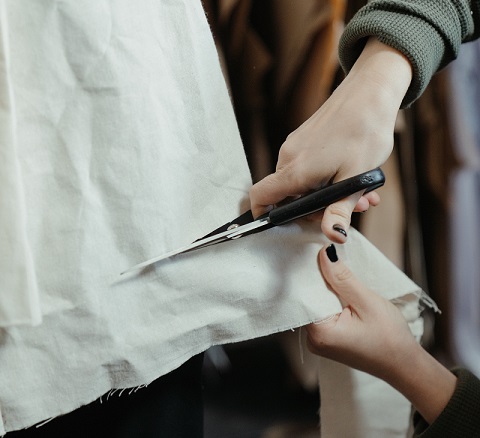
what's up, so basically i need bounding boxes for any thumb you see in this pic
[321,192,362,243]
[319,244,377,314]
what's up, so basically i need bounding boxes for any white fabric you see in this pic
[319,359,413,438]
[0,0,425,434]
[0,0,41,327]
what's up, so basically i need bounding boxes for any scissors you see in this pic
[121,168,385,275]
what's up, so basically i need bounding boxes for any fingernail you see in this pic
[326,244,338,262]
[333,224,347,238]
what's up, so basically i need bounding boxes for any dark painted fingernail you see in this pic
[333,224,347,237]
[326,244,338,262]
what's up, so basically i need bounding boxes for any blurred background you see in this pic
[200,1,480,436]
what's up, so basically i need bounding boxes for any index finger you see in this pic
[249,167,308,218]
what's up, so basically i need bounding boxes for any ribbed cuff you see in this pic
[339,10,447,108]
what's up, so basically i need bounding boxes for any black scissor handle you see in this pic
[268,168,385,226]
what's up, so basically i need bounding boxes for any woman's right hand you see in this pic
[250,38,412,243]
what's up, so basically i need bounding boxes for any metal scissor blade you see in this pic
[121,168,386,276]
[120,217,270,275]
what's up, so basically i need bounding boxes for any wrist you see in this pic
[342,37,412,124]
[383,342,456,425]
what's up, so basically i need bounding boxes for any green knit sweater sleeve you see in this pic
[413,368,480,437]
[339,0,480,107]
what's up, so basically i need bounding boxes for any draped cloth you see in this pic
[0,0,428,434]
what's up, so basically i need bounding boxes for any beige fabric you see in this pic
[0,0,41,327]
[0,0,425,433]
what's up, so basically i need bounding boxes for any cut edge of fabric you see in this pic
[398,289,441,314]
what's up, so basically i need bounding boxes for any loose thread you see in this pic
[314,314,338,325]
[298,327,304,365]
[35,417,55,428]
[107,388,119,400]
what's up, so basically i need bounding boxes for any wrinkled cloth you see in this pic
[0,0,426,433]
[0,0,41,327]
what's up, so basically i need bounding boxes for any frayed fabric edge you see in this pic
[289,289,439,369]
[391,289,441,314]
[416,289,441,314]
[1,290,438,435]
[0,405,5,437]
[0,382,153,436]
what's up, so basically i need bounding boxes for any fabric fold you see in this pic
[0,0,41,327]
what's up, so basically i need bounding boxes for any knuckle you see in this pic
[335,265,354,283]
[277,142,296,164]
[327,204,352,222]
[276,162,309,192]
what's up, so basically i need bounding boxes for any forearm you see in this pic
[383,342,457,425]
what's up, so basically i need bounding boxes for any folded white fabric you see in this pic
[0,0,41,327]
[0,223,426,433]
[0,0,429,433]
